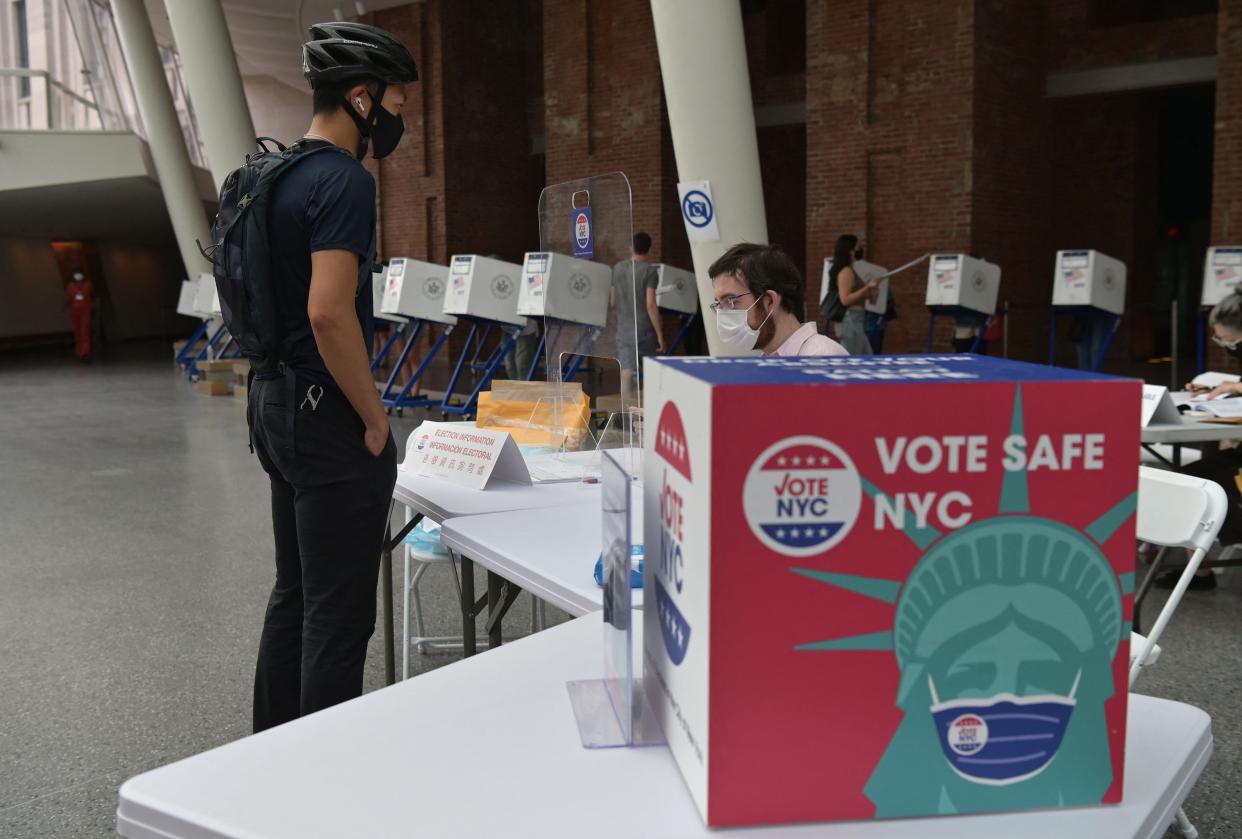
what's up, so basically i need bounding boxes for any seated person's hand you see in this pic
[1208,381,1242,400]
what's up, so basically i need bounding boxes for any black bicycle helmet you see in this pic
[302,21,418,87]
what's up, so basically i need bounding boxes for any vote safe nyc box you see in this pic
[517,252,612,327]
[442,254,528,327]
[379,257,456,326]
[642,354,1138,827]
[1052,250,1126,315]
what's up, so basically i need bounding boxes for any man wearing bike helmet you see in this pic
[249,22,417,732]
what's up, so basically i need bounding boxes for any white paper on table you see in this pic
[1190,371,1241,390]
[1189,397,1242,418]
[1170,391,1202,408]
[402,421,531,489]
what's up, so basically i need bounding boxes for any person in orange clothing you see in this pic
[65,271,94,362]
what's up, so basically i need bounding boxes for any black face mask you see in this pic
[367,102,405,159]
[854,247,865,261]
[1230,344,1242,364]
[344,85,405,160]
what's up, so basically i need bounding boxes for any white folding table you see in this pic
[386,455,604,664]
[117,613,1212,839]
[440,501,643,617]
[1142,417,1242,468]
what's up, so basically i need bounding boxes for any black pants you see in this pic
[247,373,397,732]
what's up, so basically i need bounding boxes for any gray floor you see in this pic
[0,346,1237,837]
[0,345,563,837]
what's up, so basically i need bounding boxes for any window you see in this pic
[1088,0,1217,28]
[14,0,29,98]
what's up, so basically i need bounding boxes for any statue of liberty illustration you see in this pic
[793,386,1135,817]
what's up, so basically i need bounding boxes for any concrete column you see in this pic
[650,0,768,356]
[111,0,211,280]
[163,0,257,190]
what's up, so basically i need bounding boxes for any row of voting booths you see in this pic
[174,174,702,437]
[369,173,698,448]
[818,249,1128,370]
[372,251,700,417]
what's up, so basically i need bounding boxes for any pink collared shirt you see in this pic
[766,322,850,357]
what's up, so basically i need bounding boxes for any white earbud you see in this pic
[355,96,364,111]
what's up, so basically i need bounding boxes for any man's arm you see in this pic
[308,249,388,455]
[645,287,665,352]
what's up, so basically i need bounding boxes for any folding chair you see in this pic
[400,510,546,680]
[1132,465,1227,839]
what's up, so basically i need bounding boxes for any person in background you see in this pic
[709,243,848,357]
[64,270,94,363]
[611,232,664,400]
[865,289,897,354]
[1161,291,1242,591]
[829,234,878,355]
[504,320,539,381]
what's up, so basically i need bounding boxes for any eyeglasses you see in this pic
[710,292,755,312]
[1212,335,1242,351]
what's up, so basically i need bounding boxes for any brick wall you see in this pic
[372,2,446,264]
[1046,1,1217,72]
[441,0,534,263]
[972,0,1052,363]
[1208,0,1242,372]
[807,0,975,353]
[543,0,666,258]
[366,0,1232,371]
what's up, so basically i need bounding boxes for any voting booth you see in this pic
[642,353,1138,827]
[1197,247,1242,373]
[924,254,1001,353]
[380,257,457,326]
[174,275,217,372]
[517,252,611,328]
[373,259,456,410]
[1049,250,1126,371]
[442,255,527,327]
[179,274,232,374]
[655,264,697,315]
[1052,250,1126,315]
[434,255,529,416]
[655,264,699,354]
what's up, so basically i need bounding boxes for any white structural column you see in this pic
[112,0,211,279]
[650,0,768,357]
[163,0,256,190]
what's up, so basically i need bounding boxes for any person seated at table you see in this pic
[708,243,848,357]
[1159,291,1242,590]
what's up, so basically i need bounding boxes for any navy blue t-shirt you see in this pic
[268,142,376,382]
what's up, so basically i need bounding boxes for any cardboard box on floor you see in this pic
[196,380,231,397]
[642,354,1139,827]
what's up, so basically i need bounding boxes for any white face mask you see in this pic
[715,296,772,352]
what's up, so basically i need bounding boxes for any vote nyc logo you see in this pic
[743,436,862,557]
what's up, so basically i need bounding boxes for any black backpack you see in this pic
[820,264,847,323]
[202,137,350,373]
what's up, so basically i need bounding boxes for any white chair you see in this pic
[1133,465,1227,839]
